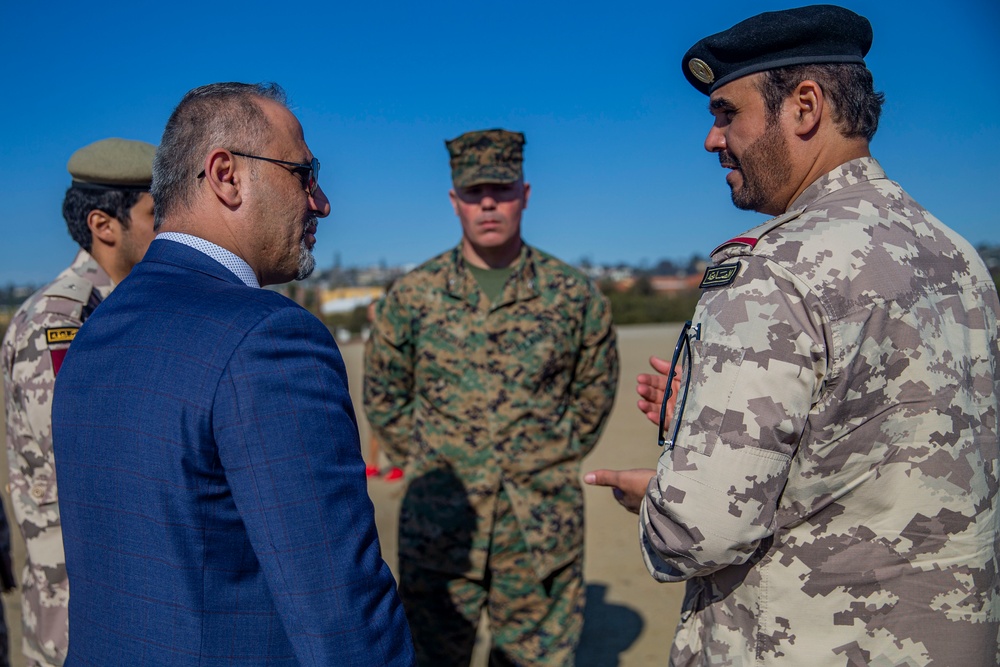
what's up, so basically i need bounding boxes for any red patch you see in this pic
[711,236,759,256]
[726,236,758,249]
[50,349,68,376]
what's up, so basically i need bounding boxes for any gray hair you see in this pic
[151,82,287,229]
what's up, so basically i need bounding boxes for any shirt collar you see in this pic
[155,232,260,288]
[445,242,539,308]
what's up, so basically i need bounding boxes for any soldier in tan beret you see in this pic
[2,137,156,667]
[365,129,619,665]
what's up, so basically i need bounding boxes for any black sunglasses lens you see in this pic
[309,158,320,194]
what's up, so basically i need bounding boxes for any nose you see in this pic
[704,124,726,153]
[479,193,497,210]
[310,184,331,218]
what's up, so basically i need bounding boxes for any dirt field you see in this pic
[0,322,685,666]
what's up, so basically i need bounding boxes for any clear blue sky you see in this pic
[1,0,997,284]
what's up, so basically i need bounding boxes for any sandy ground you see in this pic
[0,322,685,666]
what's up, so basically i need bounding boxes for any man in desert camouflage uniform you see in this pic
[2,138,156,666]
[364,129,619,666]
[587,5,1000,665]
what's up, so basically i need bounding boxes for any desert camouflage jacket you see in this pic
[640,158,1000,666]
[364,243,618,579]
[3,249,113,667]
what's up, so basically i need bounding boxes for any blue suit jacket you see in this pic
[52,239,413,666]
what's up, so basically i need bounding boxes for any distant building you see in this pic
[607,274,702,294]
[649,274,703,292]
[320,286,385,315]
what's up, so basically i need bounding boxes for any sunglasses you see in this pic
[657,320,702,450]
[231,151,321,195]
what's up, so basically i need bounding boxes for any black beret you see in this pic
[682,4,873,95]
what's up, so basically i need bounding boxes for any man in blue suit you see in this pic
[51,82,414,666]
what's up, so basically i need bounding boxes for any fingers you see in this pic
[585,469,657,515]
[583,469,620,487]
[636,373,668,391]
[584,468,656,490]
[637,372,668,425]
[636,399,661,425]
[649,355,674,375]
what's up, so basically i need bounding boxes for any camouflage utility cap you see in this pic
[67,137,156,190]
[446,129,525,188]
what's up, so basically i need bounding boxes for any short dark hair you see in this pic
[151,82,287,229]
[757,63,885,142]
[61,186,144,252]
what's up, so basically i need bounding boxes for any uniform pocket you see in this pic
[676,339,746,456]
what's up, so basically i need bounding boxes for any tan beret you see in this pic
[67,137,156,190]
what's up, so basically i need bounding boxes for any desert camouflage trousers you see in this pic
[399,488,584,666]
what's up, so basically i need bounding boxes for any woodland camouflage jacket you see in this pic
[364,243,618,579]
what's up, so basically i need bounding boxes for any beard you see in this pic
[295,217,317,280]
[721,122,792,213]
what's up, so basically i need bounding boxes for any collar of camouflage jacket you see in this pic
[791,157,886,213]
[42,249,115,303]
[445,242,540,309]
[710,157,888,261]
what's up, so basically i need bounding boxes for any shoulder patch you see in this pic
[46,327,79,345]
[50,348,69,376]
[700,262,741,289]
[711,236,758,256]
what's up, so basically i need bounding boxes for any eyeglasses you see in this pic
[231,151,320,195]
[657,320,702,450]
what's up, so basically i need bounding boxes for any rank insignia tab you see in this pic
[700,262,741,289]
[45,327,79,345]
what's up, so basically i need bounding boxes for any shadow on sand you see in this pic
[576,583,645,666]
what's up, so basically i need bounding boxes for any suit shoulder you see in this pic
[221,286,318,333]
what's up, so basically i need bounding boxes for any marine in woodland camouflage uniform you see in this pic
[587,6,1000,666]
[364,129,618,666]
[2,138,156,667]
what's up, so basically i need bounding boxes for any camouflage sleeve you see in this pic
[5,312,67,541]
[4,308,74,663]
[568,288,619,456]
[362,290,415,468]
[640,258,826,581]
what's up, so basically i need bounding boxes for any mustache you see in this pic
[719,151,740,170]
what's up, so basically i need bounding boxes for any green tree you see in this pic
[600,282,699,325]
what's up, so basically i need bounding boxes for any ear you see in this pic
[87,209,121,249]
[203,148,242,207]
[791,79,824,137]
[448,188,460,217]
[521,182,531,210]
